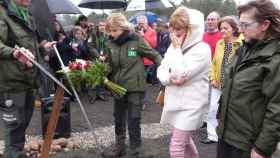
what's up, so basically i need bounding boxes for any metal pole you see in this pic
[52,45,103,157]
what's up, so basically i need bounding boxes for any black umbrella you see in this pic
[47,0,82,14]
[126,0,172,11]
[30,0,82,40]
[29,0,55,40]
[29,0,55,97]
[78,0,127,9]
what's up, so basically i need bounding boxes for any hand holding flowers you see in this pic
[58,59,127,97]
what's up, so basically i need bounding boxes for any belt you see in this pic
[0,90,35,105]
[0,93,9,102]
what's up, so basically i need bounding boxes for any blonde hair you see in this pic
[106,13,130,32]
[72,26,86,38]
[169,6,190,33]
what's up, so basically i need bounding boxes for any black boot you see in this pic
[128,117,142,158]
[102,146,126,158]
[129,145,141,158]
[103,135,126,158]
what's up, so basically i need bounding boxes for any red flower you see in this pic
[84,61,92,69]
[69,63,78,70]
[76,62,83,70]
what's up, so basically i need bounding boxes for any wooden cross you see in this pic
[41,86,65,158]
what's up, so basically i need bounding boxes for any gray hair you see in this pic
[207,11,221,20]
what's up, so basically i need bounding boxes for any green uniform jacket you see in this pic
[217,39,280,157]
[0,2,39,93]
[107,32,162,92]
[88,29,108,59]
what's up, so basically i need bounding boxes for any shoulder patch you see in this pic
[128,49,137,57]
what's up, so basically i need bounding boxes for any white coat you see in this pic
[157,8,211,131]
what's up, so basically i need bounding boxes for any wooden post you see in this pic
[41,86,65,158]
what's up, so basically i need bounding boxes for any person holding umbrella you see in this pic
[0,0,56,157]
[102,13,162,157]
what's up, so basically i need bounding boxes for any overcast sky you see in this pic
[70,0,280,15]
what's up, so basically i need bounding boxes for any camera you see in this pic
[135,25,144,33]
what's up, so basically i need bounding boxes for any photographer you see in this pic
[136,15,157,49]
[136,15,159,109]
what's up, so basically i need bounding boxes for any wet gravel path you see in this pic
[0,84,217,158]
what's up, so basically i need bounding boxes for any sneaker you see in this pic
[200,138,217,144]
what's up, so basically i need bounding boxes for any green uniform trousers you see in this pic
[113,92,144,154]
[0,90,35,158]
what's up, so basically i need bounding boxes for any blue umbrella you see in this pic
[129,11,157,25]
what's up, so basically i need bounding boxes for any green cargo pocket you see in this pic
[128,93,144,119]
[0,101,19,128]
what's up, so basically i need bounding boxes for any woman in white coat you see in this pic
[157,6,211,158]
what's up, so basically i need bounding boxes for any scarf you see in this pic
[10,0,30,25]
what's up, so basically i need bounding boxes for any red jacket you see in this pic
[202,31,221,59]
[143,27,157,65]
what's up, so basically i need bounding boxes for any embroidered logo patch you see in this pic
[128,50,137,57]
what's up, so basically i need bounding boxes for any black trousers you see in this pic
[217,139,250,158]
[145,64,158,84]
[113,92,144,149]
[0,90,35,158]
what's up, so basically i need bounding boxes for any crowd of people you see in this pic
[0,0,280,158]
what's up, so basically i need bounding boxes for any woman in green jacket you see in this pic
[102,13,162,157]
[217,0,280,157]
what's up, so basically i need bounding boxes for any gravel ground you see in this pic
[0,84,217,158]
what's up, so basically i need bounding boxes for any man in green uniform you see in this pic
[88,21,108,101]
[0,0,55,157]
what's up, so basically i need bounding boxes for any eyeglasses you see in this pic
[240,21,258,29]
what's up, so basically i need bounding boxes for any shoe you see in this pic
[200,138,217,144]
[200,122,207,129]
[96,95,106,101]
[142,104,147,111]
[102,147,126,158]
[129,147,140,158]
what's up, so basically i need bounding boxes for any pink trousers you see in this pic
[169,128,199,158]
